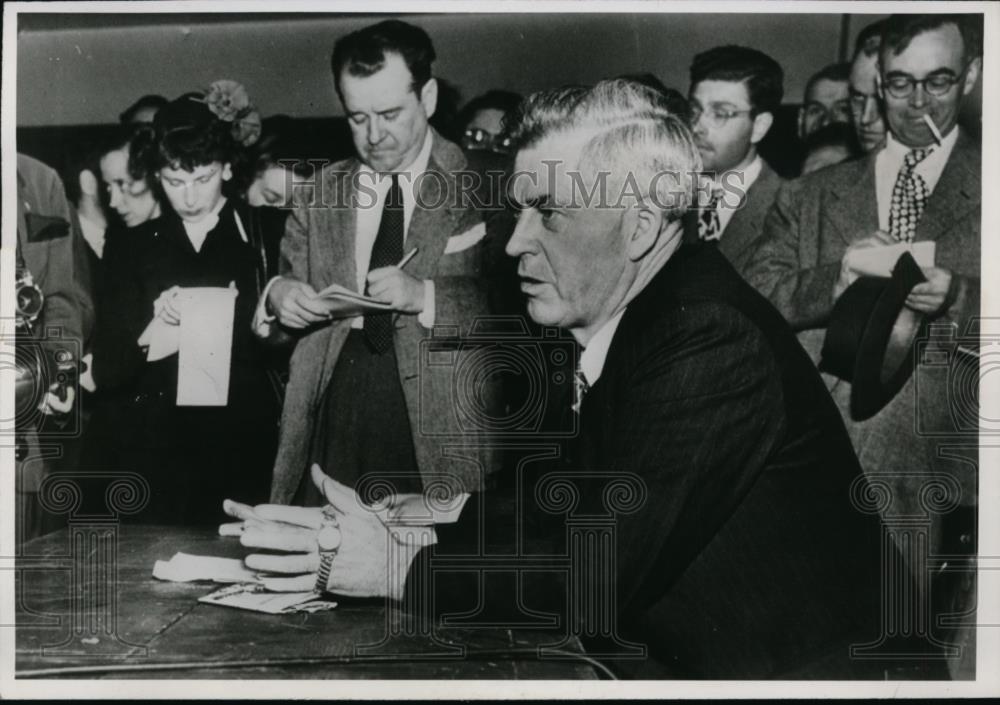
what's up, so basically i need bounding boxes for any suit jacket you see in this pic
[682,160,783,280]
[717,160,784,277]
[744,131,980,533]
[16,153,94,359]
[264,131,498,503]
[406,243,890,678]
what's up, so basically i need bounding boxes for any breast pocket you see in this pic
[24,213,70,243]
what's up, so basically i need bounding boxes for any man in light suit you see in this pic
[686,45,785,278]
[255,20,498,504]
[745,14,981,674]
[229,79,927,678]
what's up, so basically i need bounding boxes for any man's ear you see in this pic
[796,107,806,140]
[624,204,666,263]
[420,78,439,121]
[752,110,774,145]
[79,169,100,199]
[962,57,982,96]
[222,163,233,182]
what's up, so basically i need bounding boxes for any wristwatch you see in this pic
[315,507,341,594]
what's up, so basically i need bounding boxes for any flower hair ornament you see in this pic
[194,79,262,147]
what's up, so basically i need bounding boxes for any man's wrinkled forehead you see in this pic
[510,129,600,206]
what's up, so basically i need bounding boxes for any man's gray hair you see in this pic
[508,79,702,218]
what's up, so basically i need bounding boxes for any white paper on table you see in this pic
[198,583,338,614]
[152,551,261,584]
[175,286,238,406]
[844,241,936,279]
[138,315,180,362]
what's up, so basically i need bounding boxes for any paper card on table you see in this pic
[176,286,238,406]
[138,315,180,362]
[199,583,337,614]
[152,552,261,584]
[310,282,392,319]
[845,241,936,278]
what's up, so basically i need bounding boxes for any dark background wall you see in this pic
[15,11,982,181]
[17,11,896,126]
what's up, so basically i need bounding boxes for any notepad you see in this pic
[310,283,393,319]
[844,241,936,278]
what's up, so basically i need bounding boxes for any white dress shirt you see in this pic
[875,127,958,232]
[79,213,106,259]
[350,129,435,329]
[704,155,763,237]
[578,309,627,388]
[254,130,436,335]
[182,196,229,253]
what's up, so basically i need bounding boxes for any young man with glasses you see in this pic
[686,45,785,279]
[746,15,982,677]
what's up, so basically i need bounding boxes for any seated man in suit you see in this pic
[687,45,784,278]
[745,14,982,676]
[225,78,930,679]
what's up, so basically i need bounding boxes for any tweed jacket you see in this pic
[262,131,499,503]
[745,130,981,529]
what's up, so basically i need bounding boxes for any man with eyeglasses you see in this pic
[798,62,852,141]
[746,15,981,675]
[849,19,889,154]
[686,45,784,279]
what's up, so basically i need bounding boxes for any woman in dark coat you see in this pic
[91,88,284,525]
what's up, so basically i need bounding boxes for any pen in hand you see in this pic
[397,247,418,270]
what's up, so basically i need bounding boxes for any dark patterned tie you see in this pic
[889,148,931,243]
[698,189,723,241]
[364,174,404,354]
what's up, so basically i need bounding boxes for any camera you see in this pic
[16,263,45,328]
[2,320,83,442]
[914,317,994,437]
[418,316,578,438]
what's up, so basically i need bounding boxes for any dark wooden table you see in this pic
[15,525,599,679]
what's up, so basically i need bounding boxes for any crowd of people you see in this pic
[14,12,982,679]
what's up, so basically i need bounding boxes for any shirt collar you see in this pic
[578,309,627,387]
[181,196,227,243]
[705,154,763,193]
[884,125,958,160]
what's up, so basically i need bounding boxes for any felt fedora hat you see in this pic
[819,251,929,421]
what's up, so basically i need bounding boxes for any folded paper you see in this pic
[152,551,261,583]
[199,582,338,614]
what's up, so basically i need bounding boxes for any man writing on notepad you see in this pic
[745,14,982,673]
[253,20,499,504]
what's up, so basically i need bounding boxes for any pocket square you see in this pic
[443,222,486,255]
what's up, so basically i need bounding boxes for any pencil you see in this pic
[397,247,418,269]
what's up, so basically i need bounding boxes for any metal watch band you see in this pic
[315,551,335,594]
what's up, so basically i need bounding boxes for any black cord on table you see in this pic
[15,648,619,680]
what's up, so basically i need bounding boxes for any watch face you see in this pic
[317,525,341,552]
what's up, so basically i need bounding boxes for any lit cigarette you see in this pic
[922,114,943,146]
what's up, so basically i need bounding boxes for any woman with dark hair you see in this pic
[244,115,316,210]
[90,83,283,524]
